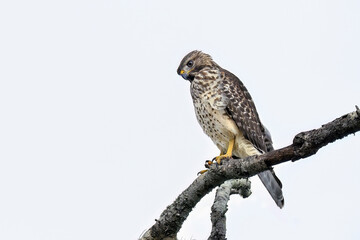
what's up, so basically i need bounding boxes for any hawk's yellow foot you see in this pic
[197,160,215,175]
[197,169,208,175]
[214,138,235,164]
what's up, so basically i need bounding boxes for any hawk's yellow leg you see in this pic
[215,138,235,164]
[197,138,235,175]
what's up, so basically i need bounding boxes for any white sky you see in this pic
[1,0,360,239]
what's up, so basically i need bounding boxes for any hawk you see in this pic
[177,50,284,208]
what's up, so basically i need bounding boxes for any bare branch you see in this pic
[209,179,251,240]
[140,107,360,240]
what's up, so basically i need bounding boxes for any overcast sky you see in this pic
[1,1,360,239]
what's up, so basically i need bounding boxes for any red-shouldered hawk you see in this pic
[177,50,284,208]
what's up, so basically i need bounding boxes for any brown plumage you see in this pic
[177,50,284,208]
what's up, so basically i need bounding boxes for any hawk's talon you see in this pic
[215,154,232,165]
[198,160,214,175]
[197,169,208,175]
[205,160,213,167]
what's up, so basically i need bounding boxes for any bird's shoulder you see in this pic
[219,68,270,152]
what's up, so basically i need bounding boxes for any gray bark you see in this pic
[209,179,251,240]
[140,107,360,240]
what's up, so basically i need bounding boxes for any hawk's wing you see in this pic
[221,69,268,153]
[221,69,284,208]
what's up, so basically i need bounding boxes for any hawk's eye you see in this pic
[186,60,193,67]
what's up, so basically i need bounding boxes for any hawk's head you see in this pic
[177,50,216,81]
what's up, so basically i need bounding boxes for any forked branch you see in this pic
[140,106,360,240]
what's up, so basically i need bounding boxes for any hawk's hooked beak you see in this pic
[179,69,192,81]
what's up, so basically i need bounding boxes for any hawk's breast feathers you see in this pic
[191,67,268,155]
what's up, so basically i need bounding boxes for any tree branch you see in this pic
[209,179,251,240]
[140,107,360,240]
